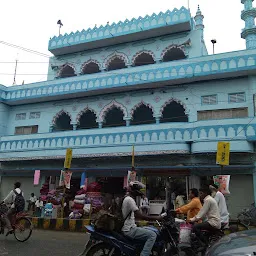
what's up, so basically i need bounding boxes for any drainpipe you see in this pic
[253,163,256,203]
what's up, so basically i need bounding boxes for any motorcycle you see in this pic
[79,211,182,256]
[79,211,224,256]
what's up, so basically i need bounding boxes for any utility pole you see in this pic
[12,56,18,86]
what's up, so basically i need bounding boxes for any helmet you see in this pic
[129,181,145,196]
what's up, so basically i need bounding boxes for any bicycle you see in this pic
[237,203,256,227]
[0,203,33,242]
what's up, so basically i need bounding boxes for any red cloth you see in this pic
[73,203,84,209]
[77,189,87,195]
[87,182,101,192]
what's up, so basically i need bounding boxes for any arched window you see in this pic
[103,107,126,127]
[162,47,186,62]
[77,110,97,129]
[161,101,188,123]
[82,62,100,75]
[53,113,72,131]
[59,65,76,78]
[131,104,155,125]
[134,53,155,67]
[107,57,126,71]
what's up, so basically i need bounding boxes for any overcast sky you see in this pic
[0,0,248,86]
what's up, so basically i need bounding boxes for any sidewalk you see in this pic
[31,217,251,233]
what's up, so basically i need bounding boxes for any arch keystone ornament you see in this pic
[98,100,128,122]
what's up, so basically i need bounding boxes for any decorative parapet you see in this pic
[48,7,191,52]
[1,51,256,104]
[0,119,255,155]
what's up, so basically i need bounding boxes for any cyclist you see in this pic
[1,182,25,236]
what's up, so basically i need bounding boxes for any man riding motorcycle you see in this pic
[190,186,221,246]
[122,181,163,256]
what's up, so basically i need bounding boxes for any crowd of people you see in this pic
[121,182,229,256]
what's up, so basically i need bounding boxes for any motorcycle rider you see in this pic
[122,181,163,256]
[190,186,221,245]
[209,184,229,227]
[176,188,202,220]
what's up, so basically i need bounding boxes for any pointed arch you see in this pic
[161,45,186,62]
[98,100,128,122]
[76,107,97,129]
[160,98,188,123]
[58,63,76,78]
[52,110,73,131]
[104,52,129,71]
[130,101,155,117]
[130,101,155,125]
[81,59,101,75]
[132,50,156,66]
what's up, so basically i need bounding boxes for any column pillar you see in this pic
[253,164,256,203]
[98,122,103,129]
[49,125,53,132]
[124,117,131,127]
[154,115,161,124]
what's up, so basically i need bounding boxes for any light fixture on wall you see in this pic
[211,39,217,54]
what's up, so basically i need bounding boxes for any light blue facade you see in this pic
[1,3,256,213]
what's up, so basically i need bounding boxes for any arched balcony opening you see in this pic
[77,110,97,129]
[162,47,186,62]
[131,104,155,125]
[103,107,126,127]
[59,65,76,78]
[107,57,126,71]
[161,101,188,123]
[82,62,100,75]
[53,113,72,131]
[134,53,155,67]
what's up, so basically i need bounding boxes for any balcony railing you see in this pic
[1,50,256,105]
[0,119,255,159]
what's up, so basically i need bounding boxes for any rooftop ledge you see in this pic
[1,49,256,106]
[48,7,191,56]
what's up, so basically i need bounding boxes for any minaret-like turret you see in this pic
[241,0,256,49]
[194,5,204,38]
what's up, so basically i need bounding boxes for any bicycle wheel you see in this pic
[14,217,33,242]
[238,213,251,227]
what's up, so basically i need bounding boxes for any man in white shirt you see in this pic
[1,182,24,235]
[122,181,162,256]
[190,186,221,244]
[28,193,37,211]
[140,194,150,215]
[210,184,229,226]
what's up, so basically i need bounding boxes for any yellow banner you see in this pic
[64,148,73,169]
[216,142,230,166]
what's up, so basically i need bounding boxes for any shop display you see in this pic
[213,175,231,194]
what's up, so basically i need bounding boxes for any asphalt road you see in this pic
[0,230,88,256]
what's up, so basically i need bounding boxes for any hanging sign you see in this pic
[34,170,40,185]
[213,175,231,195]
[216,142,230,166]
[64,148,73,169]
[64,171,73,189]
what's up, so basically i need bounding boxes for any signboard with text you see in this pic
[64,148,72,169]
[216,142,230,166]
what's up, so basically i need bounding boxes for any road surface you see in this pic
[0,230,88,256]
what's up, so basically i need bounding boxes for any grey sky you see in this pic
[0,0,247,86]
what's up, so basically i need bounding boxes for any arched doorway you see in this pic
[82,62,100,75]
[161,101,188,123]
[162,47,186,62]
[103,107,126,127]
[77,110,97,129]
[134,52,155,66]
[59,65,76,78]
[131,104,155,125]
[107,57,126,71]
[53,112,73,131]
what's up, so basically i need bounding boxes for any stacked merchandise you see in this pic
[69,182,104,219]
[40,181,50,202]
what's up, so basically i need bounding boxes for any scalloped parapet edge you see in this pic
[48,7,191,50]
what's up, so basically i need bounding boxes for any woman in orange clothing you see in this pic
[176,188,202,220]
